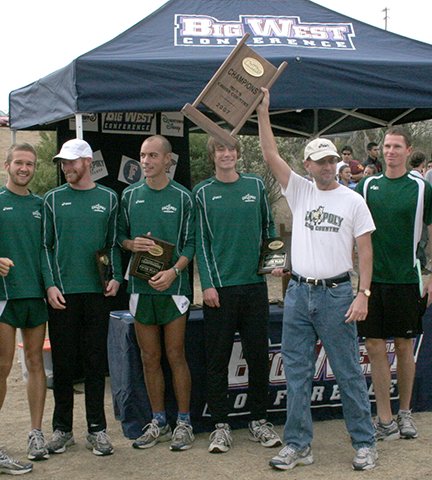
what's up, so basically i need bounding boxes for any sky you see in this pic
[1,0,431,112]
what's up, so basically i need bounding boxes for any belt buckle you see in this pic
[306,277,319,286]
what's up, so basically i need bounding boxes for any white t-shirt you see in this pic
[283,171,375,279]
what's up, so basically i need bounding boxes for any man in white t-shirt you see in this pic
[257,89,377,472]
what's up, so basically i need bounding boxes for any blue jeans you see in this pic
[282,279,375,450]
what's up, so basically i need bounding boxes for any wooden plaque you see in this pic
[182,33,287,147]
[257,237,291,275]
[130,235,175,281]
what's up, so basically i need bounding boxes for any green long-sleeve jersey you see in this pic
[0,187,45,300]
[42,183,122,294]
[117,179,195,296]
[193,173,275,290]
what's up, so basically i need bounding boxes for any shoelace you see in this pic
[255,422,277,440]
[278,445,297,458]
[210,428,231,446]
[93,431,111,446]
[172,423,192,441]
[0,450,23,464]
[29,431,45,450]
[141,421,160,440]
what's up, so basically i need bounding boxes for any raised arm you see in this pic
[256,88,292,190]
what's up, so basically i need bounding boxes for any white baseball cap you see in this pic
[53,139,93,162]
[304,138,340,161]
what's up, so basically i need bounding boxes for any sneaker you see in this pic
[27,429,49,461]
[397,410,418,439]
[208,423,232,453]
[0,449,33,475]
[269,445,313,470]
[170,421,195,451]
[352,446,378,471]
[132,419,172,449]
[47,430,75,454]
[86,430,114,456]
[374,419,400,441]
[249,419,282,448]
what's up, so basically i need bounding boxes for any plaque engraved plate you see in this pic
[130,235,175,281]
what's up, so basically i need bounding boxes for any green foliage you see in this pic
[29,131,58,195]
[189,133,213,186]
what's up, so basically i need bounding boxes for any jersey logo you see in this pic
[242,193,256,202]
[2,206,13,211]
[212,195,222,201]
[304,205,343,232]
[32,210,41,219]
[61,202,72,207]
[91,203,106,213]
[162,204,177,214]
[370,185,379,190]
[135,200,145,204]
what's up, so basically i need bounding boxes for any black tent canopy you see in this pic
[9,0,432,136]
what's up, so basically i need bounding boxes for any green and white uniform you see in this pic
[0,187,47,328]
[356,172,432,283]
[193,173,275,289]
[0,187,45,300]
[42,183,122,294]
[117,179,195,296]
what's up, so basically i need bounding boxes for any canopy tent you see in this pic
[9,0,432,137]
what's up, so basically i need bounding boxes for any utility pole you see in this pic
[382,7,390,30]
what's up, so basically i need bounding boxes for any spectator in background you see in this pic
[338,164,357,189]
[364,164,378,177]
[363,142,383,173]
[337,145,364,182]
[409,151,426,178]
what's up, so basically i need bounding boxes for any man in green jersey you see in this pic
[0,143,48,474]
[118,135,195,452]
[356,127,432,441]
[42,139,122,457]
[193,137,281,453]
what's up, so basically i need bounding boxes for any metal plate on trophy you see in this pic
[257,237,291,275]
[130,235,175,281]
[182,33,287,147]
[95,248,112,293]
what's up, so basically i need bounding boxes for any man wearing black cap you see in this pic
[257,89,377,471]
[42,138,122,457]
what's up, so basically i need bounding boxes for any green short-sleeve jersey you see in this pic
[0,187,45,300]
[193,173,275,290]
[117,179,195,296]
[356,172,432,283]
[42,183,122,294]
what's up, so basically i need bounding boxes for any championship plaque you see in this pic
[95,248,112,293]
[257,237,291,275]
[182,33,287,147]
[130,235,175,281]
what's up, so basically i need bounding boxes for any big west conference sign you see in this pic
[175,14,356,50]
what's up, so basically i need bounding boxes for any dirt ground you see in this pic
[3,355,432,480]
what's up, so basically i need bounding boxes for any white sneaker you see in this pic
[352,446,378,471]
[269,445,313,470]
[208,423,232,453]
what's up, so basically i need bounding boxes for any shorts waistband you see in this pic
[291,272,350,288]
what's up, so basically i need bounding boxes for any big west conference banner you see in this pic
[175,14,356,50]
[201,329,423,419]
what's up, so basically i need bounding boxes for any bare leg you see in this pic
[0,323,16,410]
[394,337,415,411]
[365,337,393,422]
[163,315,191,413]
[21,324,47,430]
[134,323,164,412]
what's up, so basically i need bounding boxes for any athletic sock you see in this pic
[177,412,191,424]
[153,411,167,427]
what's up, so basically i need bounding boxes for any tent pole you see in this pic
[10,129,16,145]
[75,114,84,139]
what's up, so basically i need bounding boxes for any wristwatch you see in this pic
[172,266,181,277]
[358,288,371,297]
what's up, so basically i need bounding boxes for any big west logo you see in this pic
[175,15,356,50]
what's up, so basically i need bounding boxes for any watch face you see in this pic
[361,289,371,297]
